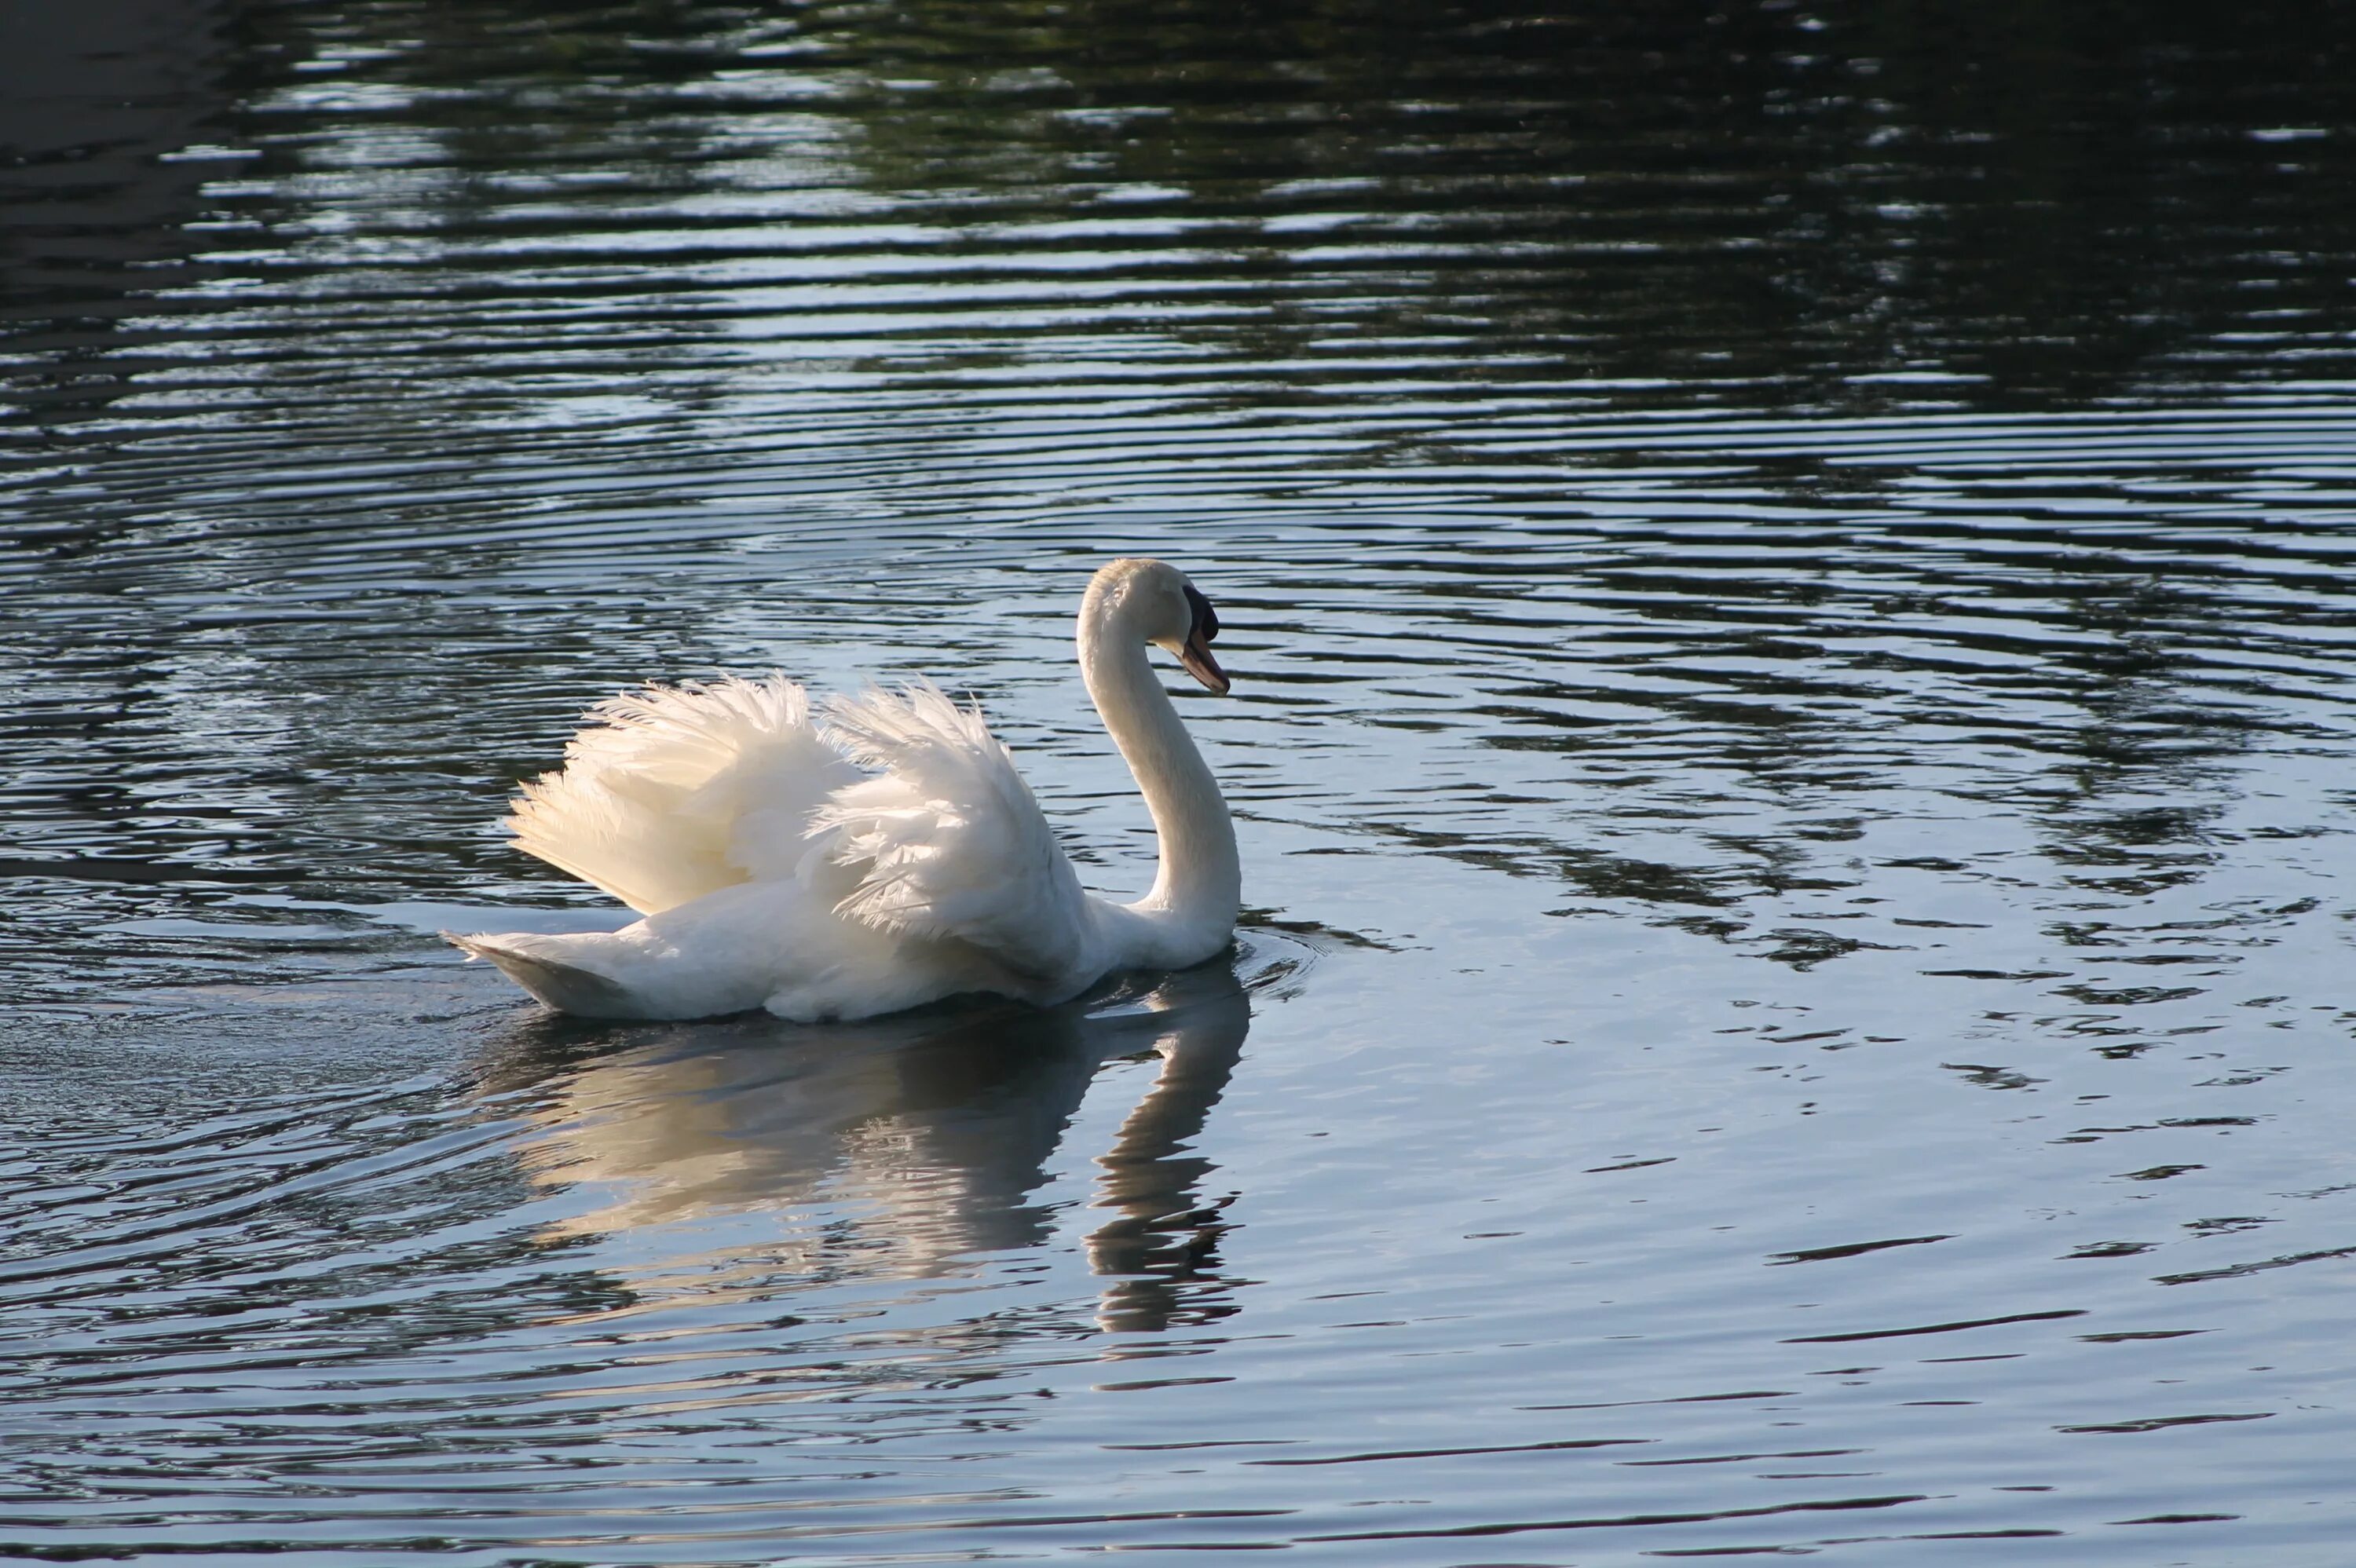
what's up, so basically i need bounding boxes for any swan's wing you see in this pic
[814,680,1093,983]
[507,674,859,914]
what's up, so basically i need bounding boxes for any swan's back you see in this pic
[476,674,1103,1020]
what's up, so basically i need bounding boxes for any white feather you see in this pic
[506,674,855,915]
[814,680,1092,982]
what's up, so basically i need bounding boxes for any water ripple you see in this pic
[7,1,2356,1561]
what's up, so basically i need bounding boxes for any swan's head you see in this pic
[1086,557,1230,695]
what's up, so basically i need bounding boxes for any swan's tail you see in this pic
[446,932,644,1018]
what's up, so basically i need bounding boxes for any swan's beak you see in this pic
[1177,583,1229,694]
[1180,631,1230,695]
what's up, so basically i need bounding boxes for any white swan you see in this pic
[448,557,1237,1022]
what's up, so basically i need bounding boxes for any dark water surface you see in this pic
[8,2,2356,1562]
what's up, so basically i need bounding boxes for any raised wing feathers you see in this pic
[814,681,1093,982]
[507,674,856,914]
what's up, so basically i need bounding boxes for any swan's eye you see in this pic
[1183,583,1220,642]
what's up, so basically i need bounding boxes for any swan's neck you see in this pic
[1080,612,1238,959]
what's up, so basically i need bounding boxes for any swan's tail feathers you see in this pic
[446,932,644,1018]
[507,674,858,914]
[813,681,1092,982]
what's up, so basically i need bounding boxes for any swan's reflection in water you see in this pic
[479,945,1271,1332]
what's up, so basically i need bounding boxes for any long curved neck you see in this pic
[1079,610,1239,953]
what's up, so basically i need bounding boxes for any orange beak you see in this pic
[1180,629,1229,695]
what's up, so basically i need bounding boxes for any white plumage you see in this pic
[814,681,1092,981]
[507,674,855,912]
[450,557,1238,1022]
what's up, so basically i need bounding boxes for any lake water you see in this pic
[7,2,2356,1563]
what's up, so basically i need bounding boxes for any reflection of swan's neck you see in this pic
[1080,606,1239,959]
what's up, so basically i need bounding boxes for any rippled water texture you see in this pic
[7,2,2356,1562]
